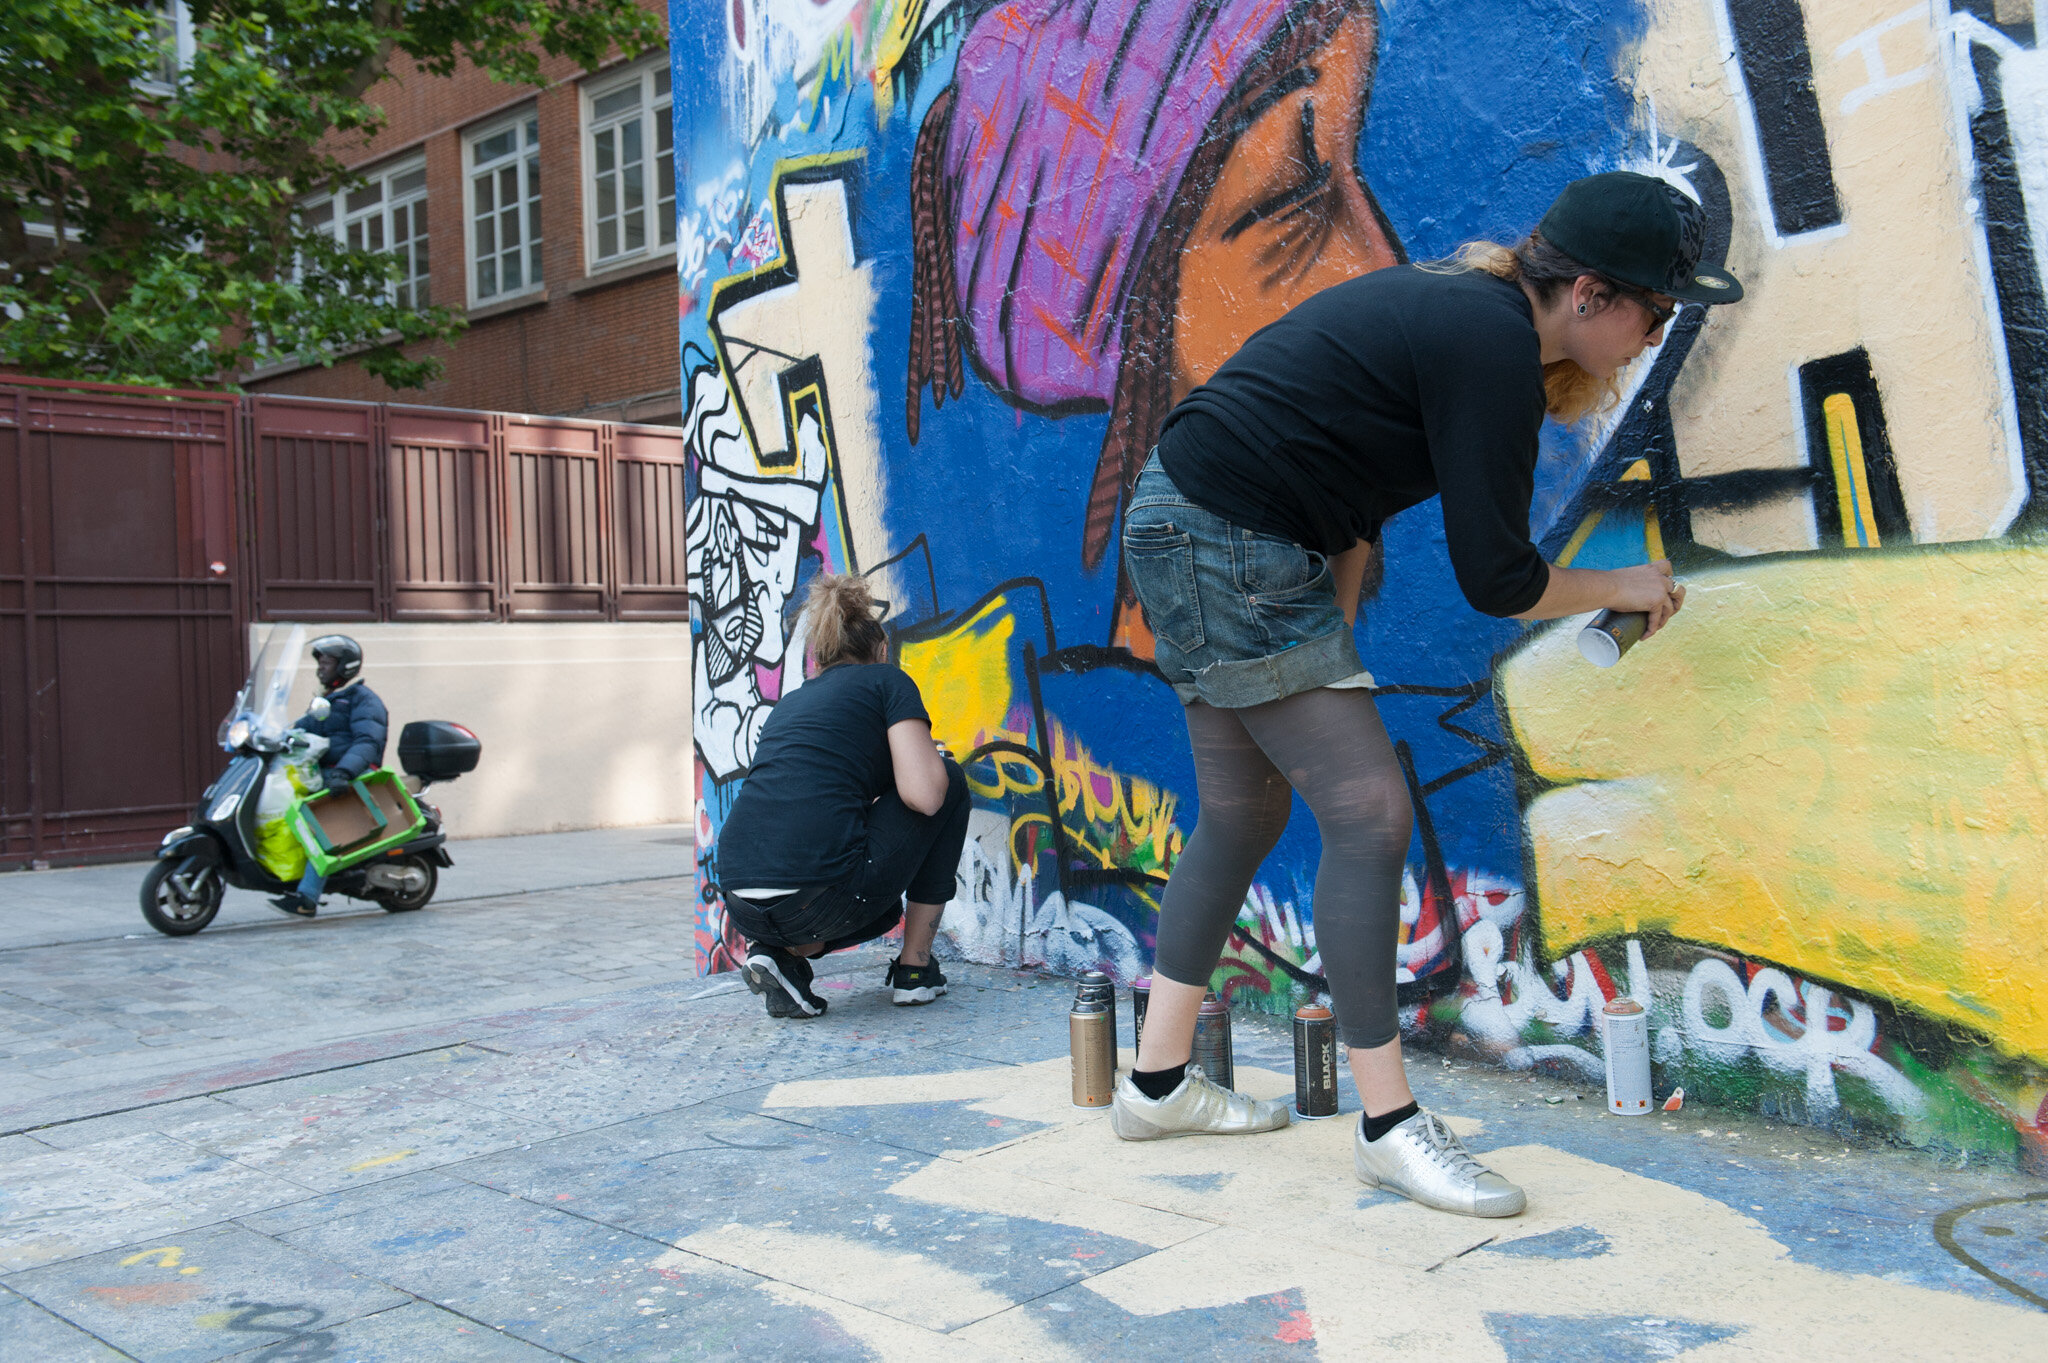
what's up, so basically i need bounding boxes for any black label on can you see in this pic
[1293,1013,1338,1118]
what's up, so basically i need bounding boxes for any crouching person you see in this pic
[715,573,970,1019]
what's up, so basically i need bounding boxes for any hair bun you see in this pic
[802,572,889,671]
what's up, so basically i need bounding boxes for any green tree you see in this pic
[0,1,663,389]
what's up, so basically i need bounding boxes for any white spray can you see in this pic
[1602,997,1653,1115]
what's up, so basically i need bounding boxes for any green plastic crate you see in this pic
[287,768,426,876]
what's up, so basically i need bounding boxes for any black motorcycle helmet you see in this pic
[309,634,363,690]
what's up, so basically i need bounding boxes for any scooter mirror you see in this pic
[307,696,332,721]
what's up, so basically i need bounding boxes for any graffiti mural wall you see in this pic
[677,0,2048,1166]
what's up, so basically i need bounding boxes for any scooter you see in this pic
[141,624,482,936]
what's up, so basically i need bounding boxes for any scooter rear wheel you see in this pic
[141,859,224,936]
[373,854,437,913]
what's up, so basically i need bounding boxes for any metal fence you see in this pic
[247,396,690,624]
[2,378,686,868]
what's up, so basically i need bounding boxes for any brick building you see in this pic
[248,3,681,425]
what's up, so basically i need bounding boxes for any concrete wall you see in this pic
[256,622,690,838]
[676,0,2048,1167]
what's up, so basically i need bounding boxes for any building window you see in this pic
[584,60,674,269]
[468,114,542,305]
[302,159,430,308]
[140,2,195,95]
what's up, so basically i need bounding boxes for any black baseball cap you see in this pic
[1538,171,1743,304]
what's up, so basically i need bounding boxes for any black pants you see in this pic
[725,762,971,955]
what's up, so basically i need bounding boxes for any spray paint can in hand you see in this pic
[1130,977,1151,1052]
[1069,990,1116,1108]
[1602,997,1652,1115]
[1577,609,1648,668]
[1292,1004,1339,1118]
[1192,991,1234,1091]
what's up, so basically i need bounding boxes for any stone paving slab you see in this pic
[2,868,2045,1358]
[0,1283,133,1359]
[0,1131,318,1274]
[0,876,703,1129]
[6,1220,410,1361]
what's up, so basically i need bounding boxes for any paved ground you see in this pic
[1,834,2043,1360]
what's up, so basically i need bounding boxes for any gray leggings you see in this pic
[1151,687,1413,1049]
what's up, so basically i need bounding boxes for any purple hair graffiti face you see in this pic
[909,0,1403,575]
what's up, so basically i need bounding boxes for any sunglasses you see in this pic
[1617,285,1678,337]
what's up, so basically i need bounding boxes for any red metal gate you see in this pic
[1,380,244,866]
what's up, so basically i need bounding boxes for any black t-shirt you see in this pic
[1157,265,1551,618]
[714,663,932,888]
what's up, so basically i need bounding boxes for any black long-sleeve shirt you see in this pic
[1157,265,1551,618]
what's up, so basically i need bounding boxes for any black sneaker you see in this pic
[269,894,317,918]
[741,946,826,1019]
[885,958,947,1006]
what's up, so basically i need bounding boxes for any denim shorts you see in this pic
[1122,451,1367,708]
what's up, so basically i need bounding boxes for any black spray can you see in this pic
[1577,609,1648,668]
[1292,1003,1339,1118]
[1069,991,1115,1108]
[1077,970,1117,1039]
[1192,991,1234,1091]
[1130,976,1151,1052]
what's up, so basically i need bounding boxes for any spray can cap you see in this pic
[1198,993,1226,1013]
[1081,970,1111,985]
[1132,976,1152,989]
[1295,1004,1333,1020]
[1602,997,1646,1016]
[1070,997,1108,1015]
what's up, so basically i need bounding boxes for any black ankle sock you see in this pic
[1131,1063,1187,1100]
[1361,1101,1420,1142]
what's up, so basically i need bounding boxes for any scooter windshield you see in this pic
[220,624,306,752]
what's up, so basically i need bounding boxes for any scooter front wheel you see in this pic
[141,859,224,936]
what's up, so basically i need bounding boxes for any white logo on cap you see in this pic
[1695,274,1730,290]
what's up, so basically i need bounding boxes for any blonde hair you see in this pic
[803,572,888,671]
[1429,236,1623,425]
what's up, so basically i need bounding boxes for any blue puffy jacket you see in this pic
[294,681,389,782]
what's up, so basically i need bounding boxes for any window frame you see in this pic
[299,154,432,310]
[137,1,196,97]
[464,110,544,309]
[580,54,675,275]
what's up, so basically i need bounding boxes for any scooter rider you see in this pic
[271,635,389,917]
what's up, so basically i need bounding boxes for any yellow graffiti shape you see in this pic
[345,1149,417,1172]
[119,1246,184,1269]
[1497,544,2048,1061]
[897,597,1019,756]
[1046,720,1182,870]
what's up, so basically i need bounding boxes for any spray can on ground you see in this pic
[1192,991,1234,1091]
[1578,609,1648,668]
[1077,970,1117,1041]
[1070,988,1116,1108]
[1130,977,1151,1052]
[1292,1004,1339,1118]
[1602,997,1652,1115]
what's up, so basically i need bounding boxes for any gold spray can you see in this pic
[1069,995,1115,1107]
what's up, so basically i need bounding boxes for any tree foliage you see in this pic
[0,1,663,389]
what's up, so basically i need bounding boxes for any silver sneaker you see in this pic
[1109,1065,1291,1141]
[1354,1109,1526,1218]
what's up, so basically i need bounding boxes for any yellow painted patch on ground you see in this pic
[784,1053,2042,1357]
[344,1149,417,1172]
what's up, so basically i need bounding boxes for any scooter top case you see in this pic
[287,768,428,878]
